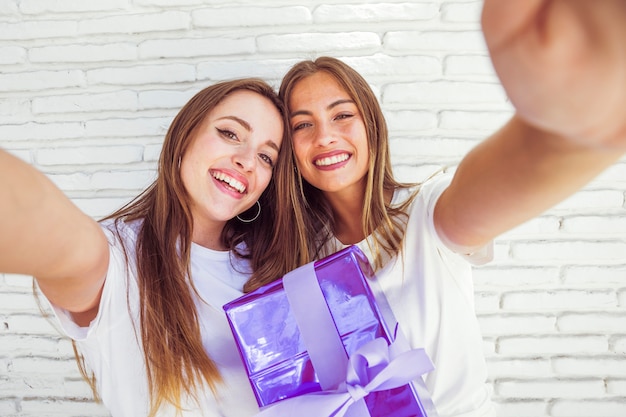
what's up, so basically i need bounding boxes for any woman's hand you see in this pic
[482,0,626,149]
[435,1,626,251]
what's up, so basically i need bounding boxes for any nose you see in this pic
[313,120,337,147]
[233,146,255,172]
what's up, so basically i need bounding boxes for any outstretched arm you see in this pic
[435,0,626,252]
[0,150,109,322]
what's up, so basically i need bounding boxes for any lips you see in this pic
[211,171,247,194]
[314,152,350,167]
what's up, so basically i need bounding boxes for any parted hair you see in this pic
[278,57,418,269]
[75,78,306,416]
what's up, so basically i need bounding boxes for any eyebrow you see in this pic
[289,99,355,118]
[265,139,280,153]
[216,115,280,152]
[217,115,251,131]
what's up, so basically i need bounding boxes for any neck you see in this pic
[191,220,228,251]
[324,186,395,246]
[324,189,366,245]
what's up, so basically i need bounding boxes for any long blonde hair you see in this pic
[278,57,418,269]
[75,78,303,416]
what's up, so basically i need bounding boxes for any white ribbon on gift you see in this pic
[254,337,434,417]
[282,261,349,390]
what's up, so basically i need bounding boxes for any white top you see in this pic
[328,173,496,417]
[48,220,260,417]
[46,173,494,417]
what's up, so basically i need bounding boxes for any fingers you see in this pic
[481,0,545,54]
[481,0,626,148]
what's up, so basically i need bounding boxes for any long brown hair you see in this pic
[76,78,304,416]
[278,57,418,269]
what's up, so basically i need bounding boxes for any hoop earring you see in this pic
[236,201,261,223]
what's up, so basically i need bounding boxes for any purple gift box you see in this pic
[223,246,437,417]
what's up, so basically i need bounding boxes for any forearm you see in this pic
[435,116,624,250]
[0,149,108,312]
[1,149,76,276]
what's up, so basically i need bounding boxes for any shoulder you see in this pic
[393,171,452,217]
[98,218,144,279]
[100,218,142,249]
[402,171,493,265]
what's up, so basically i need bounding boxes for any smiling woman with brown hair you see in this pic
[270,1,626,416]
[0,78,306,417]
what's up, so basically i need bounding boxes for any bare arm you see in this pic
[0,150,109,321]
[435,0,626,251]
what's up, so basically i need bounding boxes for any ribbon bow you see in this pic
[254,337,434,417]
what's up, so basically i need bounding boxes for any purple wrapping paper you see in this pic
[223,245,431,417]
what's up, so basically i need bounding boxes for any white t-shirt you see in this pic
[48,220,260,417]
[46,173,494,417]
[328,173,496,417]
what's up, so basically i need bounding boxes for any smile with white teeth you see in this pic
[212,172,246,193]
[314,153,350,167]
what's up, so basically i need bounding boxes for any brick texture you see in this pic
[1,1,625,416]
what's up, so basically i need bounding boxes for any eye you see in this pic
[259,153,275,167]
[334,113,353,121]
[216,127,238,141]
[292,121,311,131]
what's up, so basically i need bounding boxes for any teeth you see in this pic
[315,153,349,167]
[213,172,246,193]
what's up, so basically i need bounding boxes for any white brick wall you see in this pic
[0,1,624,416]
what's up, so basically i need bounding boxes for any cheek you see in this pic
[179,159,194,193]
[292,138,308,166]
[351,124,369,155]
[256,169,274,193]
